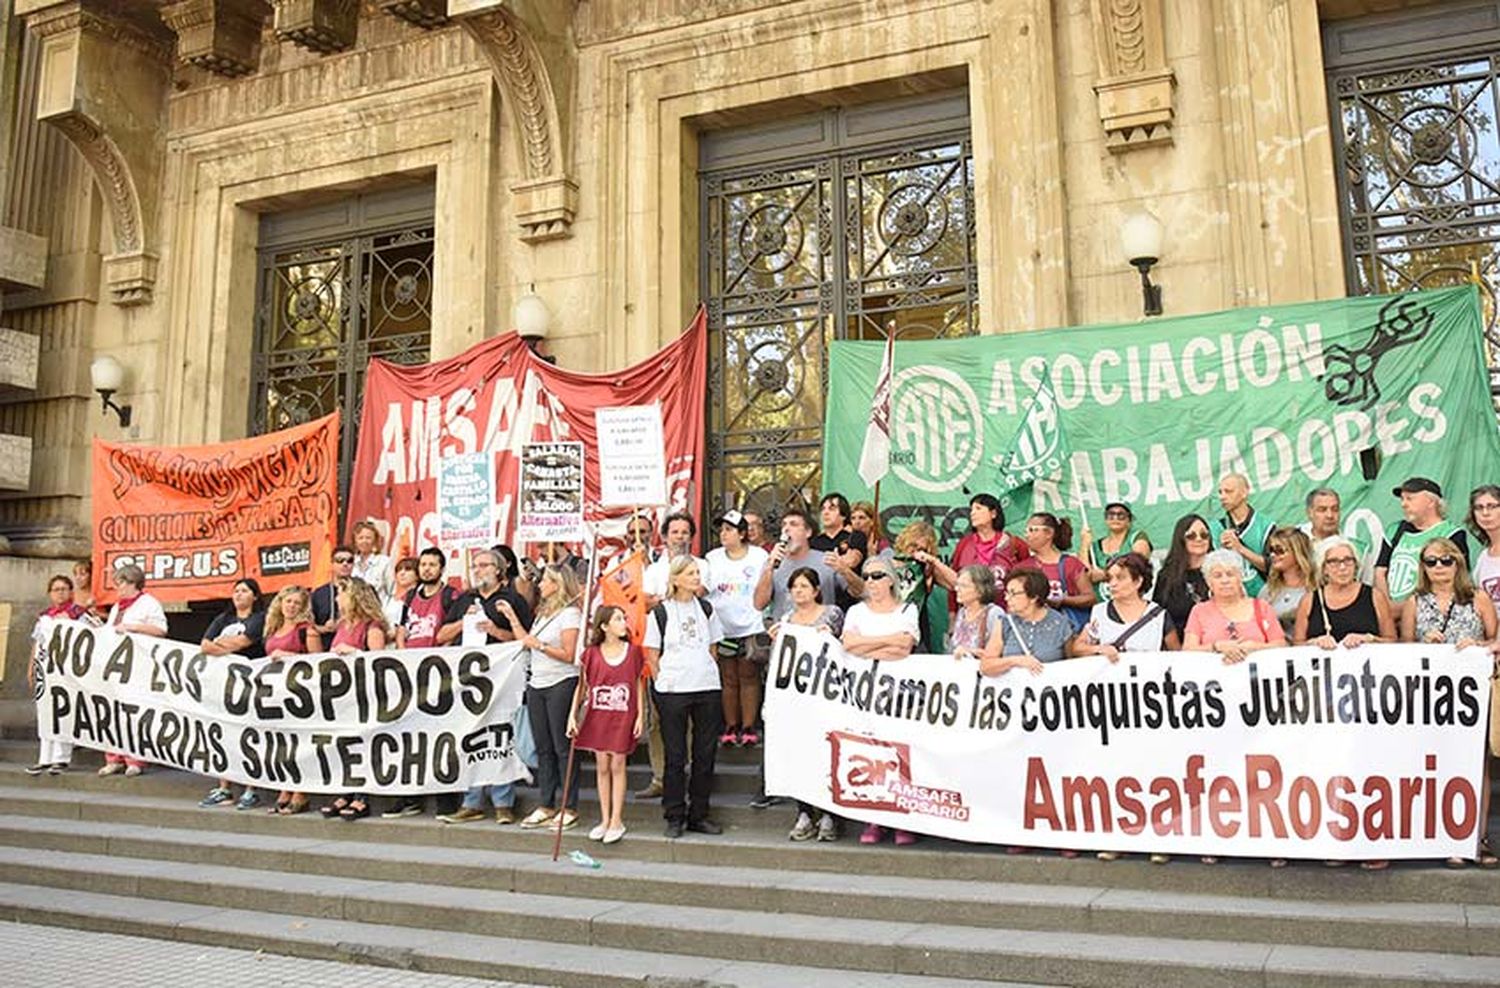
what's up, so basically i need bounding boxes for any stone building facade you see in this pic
[0,0,1492,669]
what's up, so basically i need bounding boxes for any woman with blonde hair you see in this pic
[850,500,889,555]
[644,555,725,838]
[513,564,584,830]
[263,585,322,815]
[1259,527,1314,636]
[321,578,389,821]
[349,520,393,601]
[1400,537,1497,647]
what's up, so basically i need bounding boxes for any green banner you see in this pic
[824,287,1500,551]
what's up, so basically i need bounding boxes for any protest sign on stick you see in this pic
[595,404,668,509]
[516,441,586,543]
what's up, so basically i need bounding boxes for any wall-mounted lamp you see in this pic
[89,355,132,427]
[1121,210,1165,317]
[513,286,556,364]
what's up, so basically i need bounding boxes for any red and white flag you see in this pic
[857,332,896,487]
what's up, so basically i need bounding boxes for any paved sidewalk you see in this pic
[4,920,550,988]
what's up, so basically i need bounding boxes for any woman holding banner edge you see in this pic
[263,585,322,815]
[98,564,168,779]
[320,578,390,822]
[197,579,268,811]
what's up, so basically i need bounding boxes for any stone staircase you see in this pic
[3,738,1500,987]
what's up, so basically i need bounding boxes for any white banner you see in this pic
[764,627,1492,860]
[35,621,531,795]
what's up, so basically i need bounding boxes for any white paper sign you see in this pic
[765,627,1491,860]
[595,404,667,508]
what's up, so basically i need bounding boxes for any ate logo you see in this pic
[888,365,983,494]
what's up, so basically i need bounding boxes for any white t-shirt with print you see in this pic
[705,545,770,637]
[643,597,724,693]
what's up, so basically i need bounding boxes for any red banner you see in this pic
[347,310,707,565]
[91,413,339,603]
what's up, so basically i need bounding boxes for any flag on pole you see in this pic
[994,366,1070,496]
[857,332,897,487]
[599,547,648,645]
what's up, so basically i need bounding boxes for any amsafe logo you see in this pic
[827,730,970,821]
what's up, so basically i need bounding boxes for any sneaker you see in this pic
[97,763,124,777]
[893,830,917,847]
[817,815,839,842]
[590,822,608,841]
[519,807,557,829]
[859,823,885,845]
[749,793,784,810]
[199,787,234,808]
[788,813,816,842]
[123,765,142,778]
[494,807,515,825]
[24,764,47,776]
[234,790,261,811]
[47,763,67,776]
[739,729,760,747]
[382,798,423,819]
[437,807,487,824]
[602,825,626,844]
[718,729,739,746]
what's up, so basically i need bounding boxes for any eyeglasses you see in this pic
[863,571,891,581]
[1266,546,1285,556]
[474,561,498,569]
[1025,525,1050,533]
[1184,531,1210,542]
[1003,588,1028,598]
[1323,556,1356,567]
[1476,502,1500,513]
[333,555,354,564]
[1422,556,1457,568]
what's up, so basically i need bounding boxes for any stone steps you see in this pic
[0,811,1494,955]
[7,749,1500,986]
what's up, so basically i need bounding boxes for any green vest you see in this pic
[1093,529,1150,601]
[1211,508,1275,598]
[1385,518,1463,602]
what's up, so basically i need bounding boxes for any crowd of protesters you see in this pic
[24,473,1500,867]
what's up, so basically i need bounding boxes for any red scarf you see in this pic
[112,594,141,625]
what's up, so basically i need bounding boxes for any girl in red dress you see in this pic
[568,605,645,844]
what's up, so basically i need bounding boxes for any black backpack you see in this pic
[401,583,460,626]
[650,596,713,641]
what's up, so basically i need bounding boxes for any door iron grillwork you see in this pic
[700,96,977,524]
[1326,3,1500,388]
[251,216,434,509]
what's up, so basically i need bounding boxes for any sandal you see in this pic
[1360,859,1390,871]
[268,798,290,815]
[1480,836,1499,869]
[319,797,349,818]
[340,800,370,821]
[280,797,309,816]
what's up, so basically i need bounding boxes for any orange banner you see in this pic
[91,413,339,603]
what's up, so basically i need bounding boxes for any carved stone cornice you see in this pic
[1090,0,1175,152]
[450,0,577,242]
[20,1,171,306]
[375,0,450,30]
[272,0,358,54]
[159,0,271,78]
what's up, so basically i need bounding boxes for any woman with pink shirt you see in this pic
[319,579,389,822]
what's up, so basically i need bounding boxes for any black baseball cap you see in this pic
[714,509,748,533]
[1392,477,1442,498]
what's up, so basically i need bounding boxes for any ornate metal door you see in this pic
[1325,2,1500,385]
[700,92,977,522]
[251,188,435,506]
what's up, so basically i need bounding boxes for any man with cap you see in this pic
[1376,477,1470,604]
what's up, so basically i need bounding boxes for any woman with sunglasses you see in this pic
[1014,512,1094,633]
[1400,537,1499,869]
[1153,515,1213,631]
[1083,502,1152,600]
[1293,539,1395,649]
[843,556,921,847]
[1400,537,1496,647]
[1259,527,1314,637]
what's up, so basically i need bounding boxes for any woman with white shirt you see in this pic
[98,564,168,778]
[842,555,920,846]
[644,556,726,839]
[513,565,584,831]
[705,510,770,746]
[349,520,393,602]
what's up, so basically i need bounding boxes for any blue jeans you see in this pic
[461,783,514,810]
